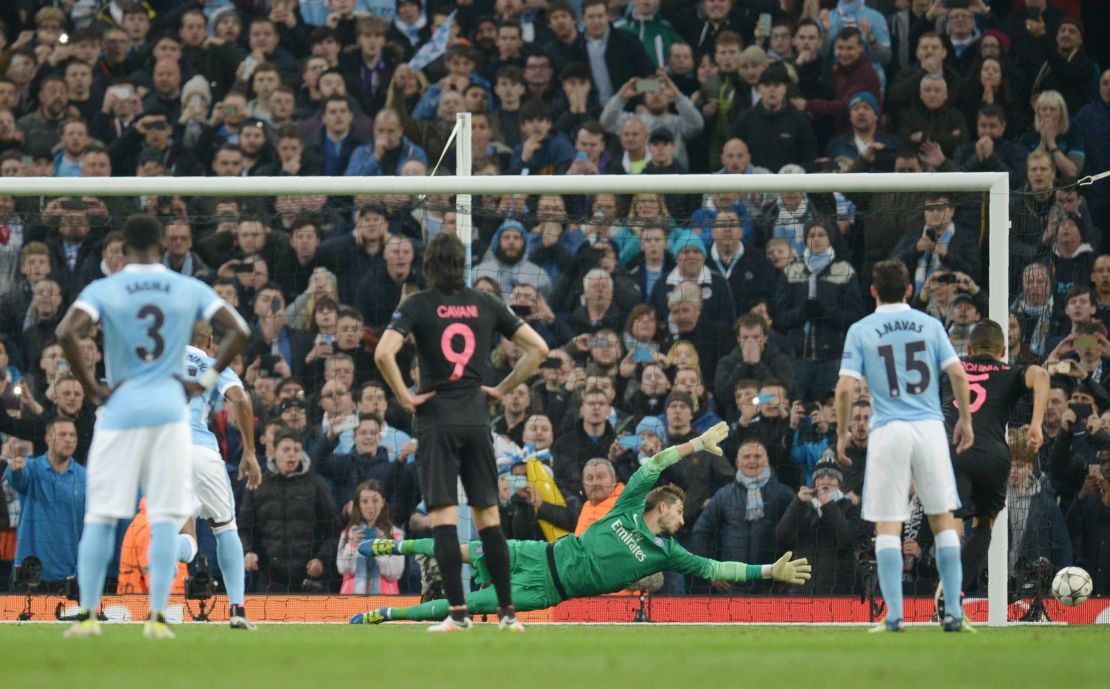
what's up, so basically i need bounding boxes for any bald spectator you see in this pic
[344,108,428,176]
[600,71,703,169]
[574,458,625,535]
[144,58,183,122]
[609,116,650,174]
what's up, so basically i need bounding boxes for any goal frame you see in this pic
[2,121,1011,626]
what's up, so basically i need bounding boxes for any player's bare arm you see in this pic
[55,307,111,404]
[226,385,261,489]
[1024,365,1050,453]
[946,361,975,453]
[186,305,251,397]
[834,374,857,465]
[481,323,549,403]
[374,328,436,413]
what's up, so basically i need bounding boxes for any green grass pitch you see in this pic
[3,623,1106,689]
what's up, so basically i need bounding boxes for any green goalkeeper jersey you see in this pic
[551,447,760,597]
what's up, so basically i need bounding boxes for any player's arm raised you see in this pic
[481,323,549,403]
[374,328,436,413]
[55,307,110,404]
[1024,364,1050,453]
[946,361,975,453]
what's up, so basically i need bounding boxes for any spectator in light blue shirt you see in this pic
[4,417,85,588]
[53,121,89,178]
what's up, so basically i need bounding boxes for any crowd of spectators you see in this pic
[0,0,1107,602]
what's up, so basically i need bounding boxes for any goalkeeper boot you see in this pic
[349,608,388,625]
[359,538,403,558]
[229,605,257,631]
[868,617,904,633]
[942,615,977,633]
[143,612,175,639]
[64,609,102,638]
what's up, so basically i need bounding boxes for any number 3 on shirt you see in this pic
[440,323,476,381]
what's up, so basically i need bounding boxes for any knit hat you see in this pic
[181,74,212,109]
[664,391,694,411]
[848,91,880,115]
[670,235,706,257]
[811,452,844,484]
[635,416,667,441]
[981,29,1011,55]
[1058,16,1084,38]
[738,45,769,67]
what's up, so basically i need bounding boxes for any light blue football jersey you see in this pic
[184,345,243,452]
[839,303,959,430]
[72,264,224,430]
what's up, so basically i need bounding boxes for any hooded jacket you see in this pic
[473,223,553,299]
[238,453,341,586]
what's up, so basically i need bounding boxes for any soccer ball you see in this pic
[1051,566,1093,606]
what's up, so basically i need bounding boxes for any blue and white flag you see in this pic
[408,10,455,71]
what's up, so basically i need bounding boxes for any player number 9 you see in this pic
[440,323,476,381]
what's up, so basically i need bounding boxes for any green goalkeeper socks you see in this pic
[388,599,450,621]
[402,538,435,556]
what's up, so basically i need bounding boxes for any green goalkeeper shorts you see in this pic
[467,539,564,613]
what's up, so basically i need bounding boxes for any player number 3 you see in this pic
[135,304,166,362]
[440,323,476,381]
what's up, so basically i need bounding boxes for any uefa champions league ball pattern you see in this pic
[1052,567,1093,606]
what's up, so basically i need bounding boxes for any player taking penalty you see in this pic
[374,232,549,632]
[937,319,1048,617]
[350,422,811,624]
[835,259,975,633]
[55,214,250,639]
[178,324,263,630]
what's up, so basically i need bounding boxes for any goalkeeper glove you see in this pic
[690,421,729,456]
[770,551,812,585]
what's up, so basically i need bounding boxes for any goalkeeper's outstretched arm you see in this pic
[615,422,733,510]
[647,421,731,473]
[705,552,813,586]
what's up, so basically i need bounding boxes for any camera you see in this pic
[1070,402,1093,422]
[511,304,533,318]
[184,555,215,601]
[539,357,562,370]
[934,273,957,284]
[12,556,42,593]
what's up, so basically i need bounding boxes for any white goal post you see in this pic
[2,121,1012,626]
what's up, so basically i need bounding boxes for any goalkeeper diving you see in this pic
[350,422,811,625]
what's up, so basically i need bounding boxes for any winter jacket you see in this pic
[691,475,794,588]
[773,259,864,363]
[238,455,341,587]
[713,345,795,420]
[804,58,882,136]
[775,494,860,594]
[730,104,817,173]
[896,103,968,158]
[344,137,428,177]
[315,444,398,514]
[551,420,617,498]
[615,10,684,68]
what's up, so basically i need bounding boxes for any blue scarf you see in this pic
[736,468,772,521]
[803,247,834,277]
[914,223,955,295]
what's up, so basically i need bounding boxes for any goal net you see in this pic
[0,162,1101,626]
